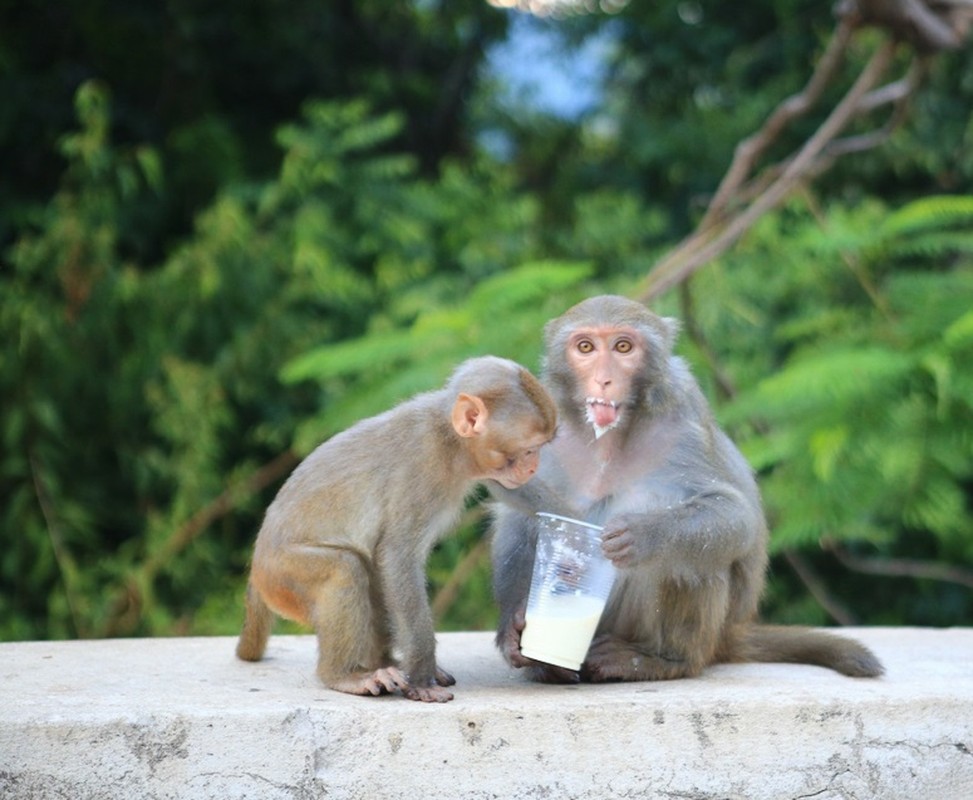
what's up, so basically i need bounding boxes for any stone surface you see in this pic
[1,628,972,799]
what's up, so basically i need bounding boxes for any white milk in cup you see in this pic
[520,512,617,670]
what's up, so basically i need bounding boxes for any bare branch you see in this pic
[782,550,859,625]
[842,0,973,52]
[99,449,301,637]
[638,40,899,303]
[30,451,86,636]
[822,57,926,159]
[699,18,856,233]
[828,541,973,590]
[678,282,737,402]
[141,449,300,578]
[635,0,973,306]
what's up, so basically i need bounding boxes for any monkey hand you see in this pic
[497,607,581,683]
[497,607,532,668]
[601,513,658,568]
[486,478,579,518]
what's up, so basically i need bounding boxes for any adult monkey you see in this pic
[490,295,883,683]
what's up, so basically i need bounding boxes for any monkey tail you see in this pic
[730,624,884,678]
[236,582,274,662]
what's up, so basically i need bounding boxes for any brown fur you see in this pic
[237,355,556,702]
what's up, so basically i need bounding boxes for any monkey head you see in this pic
[542,295,680,438]
[448,357,557,488]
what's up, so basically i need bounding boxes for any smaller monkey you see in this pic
[236,356,557,702]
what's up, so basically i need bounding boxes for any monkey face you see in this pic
[477,432,551,489]
[564,326,644,438]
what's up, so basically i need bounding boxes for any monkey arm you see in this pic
[600,483,764,573]
[484,478,579,518]
[490,507,539,667]
[374,541,441,689]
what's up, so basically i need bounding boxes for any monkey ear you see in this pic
[451,393,489,438]
[661,316,681,350]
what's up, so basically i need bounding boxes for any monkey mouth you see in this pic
[585,397,621,438]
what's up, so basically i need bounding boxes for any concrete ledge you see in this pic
[1,628,971,799]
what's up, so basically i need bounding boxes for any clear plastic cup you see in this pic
[519,512,617,670]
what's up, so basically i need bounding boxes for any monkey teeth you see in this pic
[585,397,621,438]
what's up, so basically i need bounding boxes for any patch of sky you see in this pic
[486,12,615,120]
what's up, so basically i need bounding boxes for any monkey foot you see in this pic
[328,667,455,702]
[582,639,694,682]
[329,666,411,697]
[402,683,454,703]
[526,664,580,684]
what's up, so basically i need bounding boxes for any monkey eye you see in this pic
[615,339,634,354]
[577,339,595,354]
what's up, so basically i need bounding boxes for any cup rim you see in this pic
[534,511,604,532]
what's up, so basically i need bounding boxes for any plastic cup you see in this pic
[519,512,617,670]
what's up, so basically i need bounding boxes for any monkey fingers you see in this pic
[498,608,533,667]
[402,683,455,703]
[600,526,636,567]
[500,611,579,681]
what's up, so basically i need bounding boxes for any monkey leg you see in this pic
[581,636,698,682]
[251,544,403,695]
[288,547,453,702]
[301,548,392,691]
[582,576,729,683]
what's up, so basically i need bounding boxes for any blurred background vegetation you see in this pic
[2,0,971,641]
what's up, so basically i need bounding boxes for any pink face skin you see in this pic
[565,326,644,438]
[482,432,551,489]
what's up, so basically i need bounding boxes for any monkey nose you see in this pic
[520,455,539,480]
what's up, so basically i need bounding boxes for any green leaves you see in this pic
[714,195,973,563]
[725,346,914,423]
[282,261,593,452]
[4,43,973,639]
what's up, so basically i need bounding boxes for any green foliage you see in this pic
[702,195,973,623]
[3,4,972,642]
[0,1,509,252]
[282,261,594,452]
[0,81,595,640]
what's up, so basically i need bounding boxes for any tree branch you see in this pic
[698,17,856,233]
[99,449,300,637]
[843,0,973,53]
[828,541,973,590]
[678,282,737,402]
[782,550,859,625]
[638,39,899,303]
[635,0,973,305]
[29,451,86,636]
